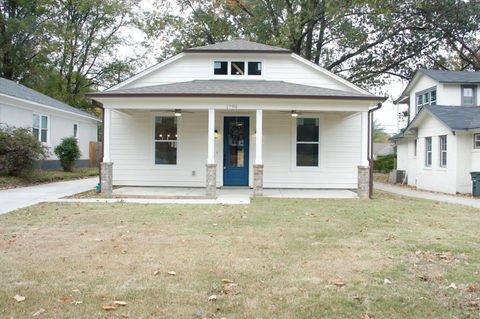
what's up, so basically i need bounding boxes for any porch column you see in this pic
[253,109,264,196]
[206,108,216,197]
[100,108,113,194]
[358,111,369,199]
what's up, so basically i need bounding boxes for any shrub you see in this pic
[54,137,81,172]
[373,154,395,173]
[0,125,48,176]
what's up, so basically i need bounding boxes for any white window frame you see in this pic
[413,139,417,158]
[439,135,447,168]
[415,87,437,114]
[210,58,265,79]
[73,123,79,139]
[461,85,476,106]
[32,113,49,144]
[152,114,181,168]
[425,137,432,167]
[473,133,480,150]
[292,116,321,170]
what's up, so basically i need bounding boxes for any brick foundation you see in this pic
[357,165,370,199]
[206,164,217,197]
[100,162,113,194]
[253,164,264,196]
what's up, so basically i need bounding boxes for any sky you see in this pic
[120,0,409,135]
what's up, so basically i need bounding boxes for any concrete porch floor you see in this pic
[113,186,358,199]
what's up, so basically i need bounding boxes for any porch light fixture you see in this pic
[174,109,182,117]
[214,129,219,138]
[291,111,299,117]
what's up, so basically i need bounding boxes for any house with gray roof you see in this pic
[393,69,480,194]
[89,39,386,197]
[0,77,100,169]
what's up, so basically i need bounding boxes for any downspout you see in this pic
[99,106,105,189]
[368,102,382,199]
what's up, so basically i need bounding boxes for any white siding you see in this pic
[123,53,356,93]
[415,116,457,194]
[110,110,362,189]
[456,132,473,193]
[0,101,98,160]
[406,140,417,186]
[396,141,408,171]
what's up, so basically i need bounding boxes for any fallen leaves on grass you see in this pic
[13,294,26,302]
[58,296,73,304]
[208,294,217,301]
[383,278,392,285]
[466,284,479,292]
[416,274,428,282]
[102,304,116,311]
[32,308,46,317]
[167,270,176,276]
[114,300,127,306]
[447,283,457,290]
[333,280,346,287]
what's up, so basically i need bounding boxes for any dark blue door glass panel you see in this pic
[223,117,249,186]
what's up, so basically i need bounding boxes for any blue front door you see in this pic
[223,117,249,186]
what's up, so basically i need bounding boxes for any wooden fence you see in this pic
[89,141,102,167]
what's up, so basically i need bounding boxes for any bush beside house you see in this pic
[373,154,395,173]
[54,137,81,172]
[0,125,48,176]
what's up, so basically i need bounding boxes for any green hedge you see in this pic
[374,154,395,173]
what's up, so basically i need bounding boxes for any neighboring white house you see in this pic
[0,77,100,168]
[89,40,386,197]
[393,69,480,194]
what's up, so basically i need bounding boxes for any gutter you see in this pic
[367,102,382,199]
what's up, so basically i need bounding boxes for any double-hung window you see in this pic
[461,85,476,106]
[439,135,447,167]
[33,114,48,143]
[416,87,437,114]
[295,118,319,167]
[154,116,178,165]
[425,137,432,167]
[474,133,480,149]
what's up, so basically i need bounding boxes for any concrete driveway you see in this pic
[0,177,98,215]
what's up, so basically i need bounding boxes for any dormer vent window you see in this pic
[214,61,228,75]
[213,60,262,76]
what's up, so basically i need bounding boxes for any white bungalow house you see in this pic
[89,40,386,197]
[0,77,100,168]
[393,69,480,194]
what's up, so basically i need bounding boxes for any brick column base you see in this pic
[253,164,264,196]
[206,164,217,197]
[357,165,370,199]
[100,162,113,194]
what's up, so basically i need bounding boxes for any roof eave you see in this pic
[87,92,387,101]
[183,49,292,54]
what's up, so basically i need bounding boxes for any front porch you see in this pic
[99,100,373,199]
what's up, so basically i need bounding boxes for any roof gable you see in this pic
[184,40,291,53]
[0,77,99,121]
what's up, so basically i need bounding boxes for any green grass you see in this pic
[0,167,98,189]
[0,192,479,318]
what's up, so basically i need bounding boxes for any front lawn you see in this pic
[0,192,479,318]
[0,167,98,190]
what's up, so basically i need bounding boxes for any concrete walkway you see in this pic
[0,177,98,215]
[375,182,480,209]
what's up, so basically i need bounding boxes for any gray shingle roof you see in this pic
[184,40,291,53]
[424,105,480,130]
[0,77,99,120]
[420,69,480,83]
[91,80,384,101]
